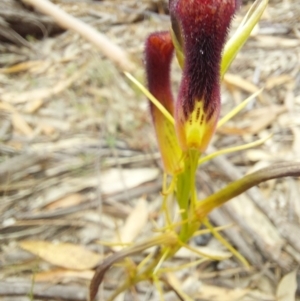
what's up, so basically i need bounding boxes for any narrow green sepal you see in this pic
[221,0,268,76]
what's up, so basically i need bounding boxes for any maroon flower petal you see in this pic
[145,32,183,174]
[170,0,238,151]
[145,31,174,114]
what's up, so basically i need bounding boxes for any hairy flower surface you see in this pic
[170,0,237,152]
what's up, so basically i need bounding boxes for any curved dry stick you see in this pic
[197,162,300,218]
[21,0,135,72]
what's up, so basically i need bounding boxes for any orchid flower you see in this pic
[142,0,269,242]
[88,2,300,301]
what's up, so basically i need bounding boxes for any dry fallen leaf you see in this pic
[217,126,249,136]
[100,168,159,195]
[196,284,249,301]
[224,73,265,103]
[20,240,102,270]
[276,269,297,301]
[41,124,56,136]
[35,268,94,282]
[25,99,44,113]
[175,246,232,260]
[45,193,85,210]
[113,197,149,251]
[244,105,286,134]
[0,102,33,136]
[12,113,34,136]
[265,74,293,90]
[0,61,44,74]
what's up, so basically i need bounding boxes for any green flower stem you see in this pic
[176,150,200,242]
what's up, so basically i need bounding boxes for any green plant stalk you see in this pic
[176,150,200,242]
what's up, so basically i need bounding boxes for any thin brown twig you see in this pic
[21,0,136,72]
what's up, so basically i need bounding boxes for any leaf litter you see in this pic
[0,0,300,300]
